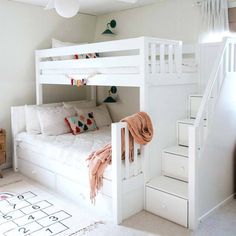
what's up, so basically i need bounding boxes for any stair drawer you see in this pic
[146,187,188,227]
[18,159,56,189]
[162,153,188,182]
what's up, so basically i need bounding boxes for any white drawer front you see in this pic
[162,153,188,182]
[18,159,56,189]
[178,123,190,146]
[146,187,188,227]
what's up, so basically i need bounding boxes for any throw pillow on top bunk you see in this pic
[65,112,97,135]
[75,104,112,128]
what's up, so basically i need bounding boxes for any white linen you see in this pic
[16,127,141,182]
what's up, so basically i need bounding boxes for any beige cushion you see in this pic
[75,104,112,128]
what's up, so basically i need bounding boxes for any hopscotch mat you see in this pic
[0,181,105,236]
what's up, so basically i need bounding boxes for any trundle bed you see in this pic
[12,37,198,224]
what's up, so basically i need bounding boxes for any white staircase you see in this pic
[145,37,236,230]
[146,94,202,228]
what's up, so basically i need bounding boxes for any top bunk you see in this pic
[36,37,198,88]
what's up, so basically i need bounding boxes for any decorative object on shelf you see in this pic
[102,20,117,35]
[0,129,6,178]
[104,86,118,103]
[45,0,80,18]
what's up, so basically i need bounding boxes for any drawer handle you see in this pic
[162,204,167,209]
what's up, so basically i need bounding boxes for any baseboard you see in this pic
[198,193,235,223]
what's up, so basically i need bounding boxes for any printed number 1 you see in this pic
[46,228,53,234]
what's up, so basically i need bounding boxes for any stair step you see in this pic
[146,176,188,200]
[189,94,203,119]
[162,146,188,182]
[163,146,188,158]
[177,119,195,147]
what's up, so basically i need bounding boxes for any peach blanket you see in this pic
[87,112,153,202]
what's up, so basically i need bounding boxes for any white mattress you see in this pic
[16,127,142,184]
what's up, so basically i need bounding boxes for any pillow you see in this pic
[75,104,112,128]
[37,106,76,136]
[65,112,97,135]
[52,38,86,60]
[63,100,96,109]
[25,103,63,134]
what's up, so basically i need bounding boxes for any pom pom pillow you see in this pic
[65,112,97,135]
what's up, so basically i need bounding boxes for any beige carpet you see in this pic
[1,170,236,236]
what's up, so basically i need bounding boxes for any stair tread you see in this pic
[189,94,203,97]
[163,146,188,157]
[177,118,195,125]
[146,176,188,200]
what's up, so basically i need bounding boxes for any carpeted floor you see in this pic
[1,170,236,236]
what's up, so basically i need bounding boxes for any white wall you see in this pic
[0,0,97,167]
[198,74,236,219]
[94,0,201,122]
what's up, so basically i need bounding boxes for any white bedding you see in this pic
[16,126,142,184]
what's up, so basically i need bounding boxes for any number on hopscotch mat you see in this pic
[0,191,72,235]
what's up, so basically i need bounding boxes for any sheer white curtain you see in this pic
[200,0,229,42]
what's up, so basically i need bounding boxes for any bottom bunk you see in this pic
[11,102,146,224]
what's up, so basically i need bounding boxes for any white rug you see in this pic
[0,179,105,236]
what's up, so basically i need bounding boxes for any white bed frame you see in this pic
[12,37,198,224]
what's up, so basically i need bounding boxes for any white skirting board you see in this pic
[198,193,235,223]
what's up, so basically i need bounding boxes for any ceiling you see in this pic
[11,0,159,16]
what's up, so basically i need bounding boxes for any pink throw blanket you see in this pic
[87,112,153,202]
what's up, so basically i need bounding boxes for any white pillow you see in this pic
[75,104,112,128]
[37,106,76,136]
[25,103,62,134]
[63,100,96,109]
[52,38,86,60]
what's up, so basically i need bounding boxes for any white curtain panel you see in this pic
[200,0,229,42]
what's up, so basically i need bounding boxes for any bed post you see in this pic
[140,38,150,183]
[35,51,43,105]
[90,86,97,103]
[112,123,122,224]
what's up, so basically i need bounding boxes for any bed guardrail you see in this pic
[111,121,142,224]
[35,37,185,104]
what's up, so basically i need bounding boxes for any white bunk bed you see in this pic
[11,37,198,225]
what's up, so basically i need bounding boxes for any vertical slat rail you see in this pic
[151,43,157,74]
[125,125,130,179]
[35,51,43,105]
[160,44,165,73]
[188,37,236,230]
[112,123,123,224]
[168,45,174,73]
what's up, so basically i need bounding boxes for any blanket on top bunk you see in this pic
[87,112,153,202]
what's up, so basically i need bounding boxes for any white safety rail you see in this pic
[188,37,236,229]
[112,122,142,224]
[36,37,184,103]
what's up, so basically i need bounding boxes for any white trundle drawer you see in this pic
[162,153,188,182]
[146,187,188,227]
[18,159,56,189]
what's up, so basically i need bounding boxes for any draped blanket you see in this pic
[87,112,153,202]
